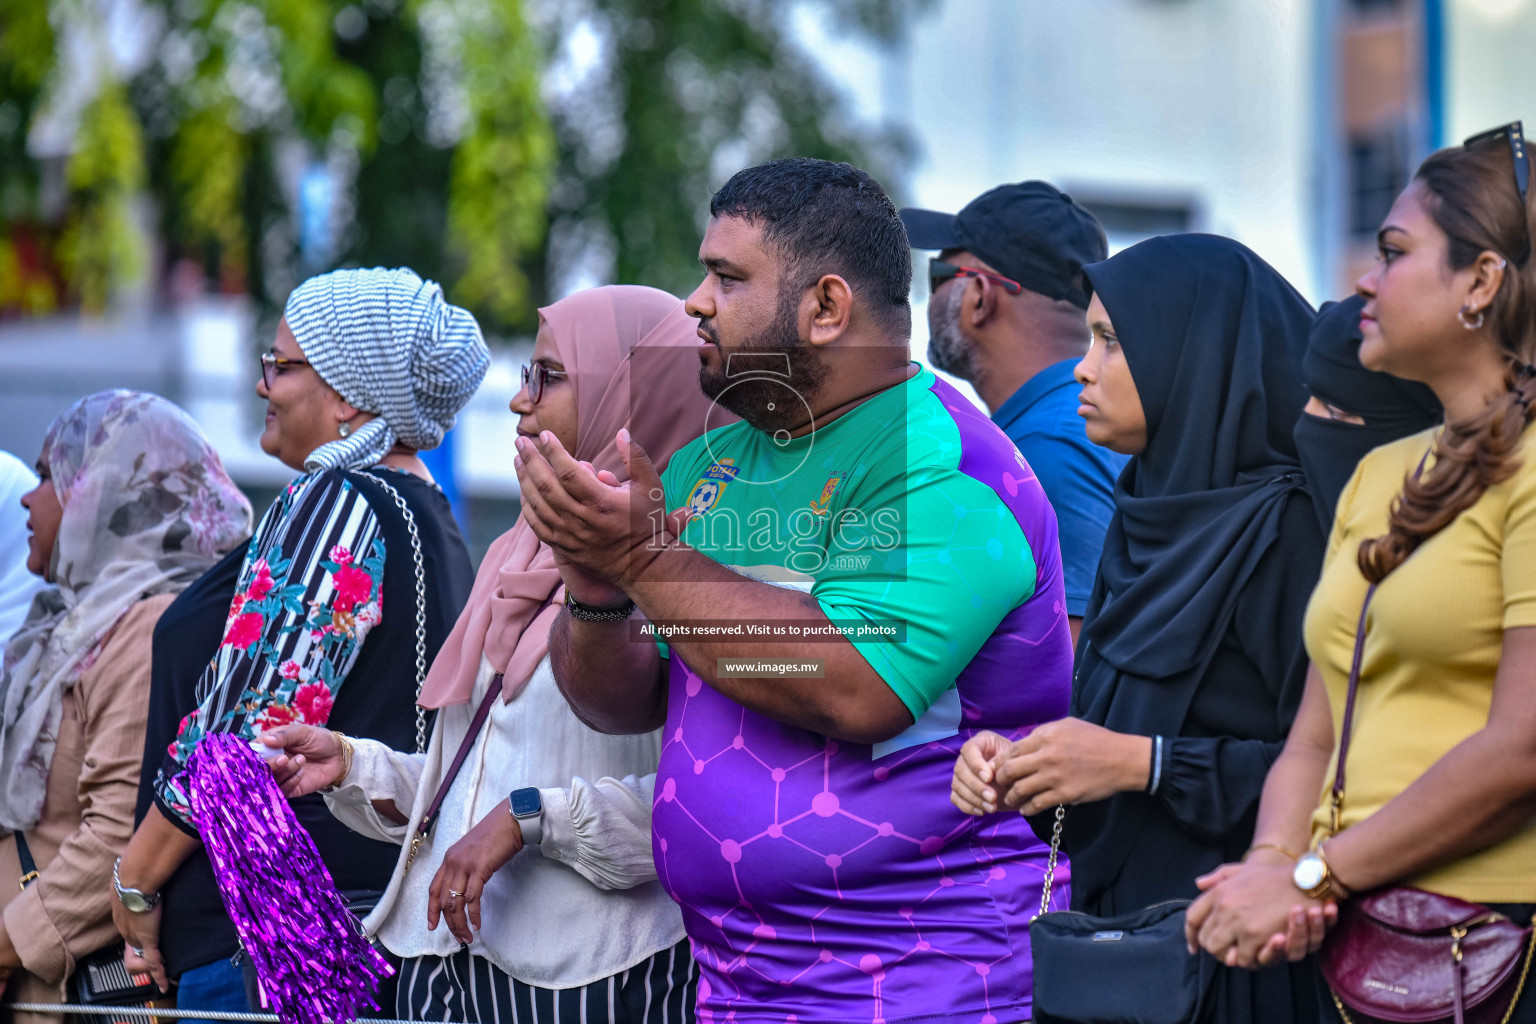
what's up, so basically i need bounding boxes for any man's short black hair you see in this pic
[710,158,912,335]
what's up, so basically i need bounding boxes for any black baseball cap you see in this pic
[900,181,1108,310]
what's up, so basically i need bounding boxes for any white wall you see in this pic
[1444,0,1536,142]
[799,0,1320,299]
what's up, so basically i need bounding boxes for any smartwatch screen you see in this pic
[511,788,542,817]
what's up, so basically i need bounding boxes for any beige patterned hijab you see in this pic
[0,391,252,830]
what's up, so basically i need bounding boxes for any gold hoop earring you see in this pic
[1458,305,1486,331]
[339,422,352,438]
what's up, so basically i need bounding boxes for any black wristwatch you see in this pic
[564,589,635,623]
[510,787,544,845]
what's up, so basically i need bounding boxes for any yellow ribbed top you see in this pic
[1305,426,1536,902]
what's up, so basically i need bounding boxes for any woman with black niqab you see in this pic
[1292,294,1441,533]
[952,234,1326,1024]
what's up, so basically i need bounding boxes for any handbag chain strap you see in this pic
[360,470,430,754]
[1036,804,1066,919]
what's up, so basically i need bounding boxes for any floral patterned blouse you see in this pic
[155,471,386,823]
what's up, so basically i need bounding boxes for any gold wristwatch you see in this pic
[1292,846,1343,900]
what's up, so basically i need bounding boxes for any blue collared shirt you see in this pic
[992,358,1129,617]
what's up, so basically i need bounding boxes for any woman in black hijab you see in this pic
[1292,294,1441,533]
[951,234,1325,1024]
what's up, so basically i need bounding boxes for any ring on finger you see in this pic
[129,945,144,958]
[448,888,464,899]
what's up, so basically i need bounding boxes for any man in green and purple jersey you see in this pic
[515,158,1073,1024]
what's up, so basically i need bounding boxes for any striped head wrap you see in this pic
[284,267,491,472]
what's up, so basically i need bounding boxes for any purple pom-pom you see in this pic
[188,735,394,1024]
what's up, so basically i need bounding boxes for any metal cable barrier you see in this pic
[6,1003,436,1023]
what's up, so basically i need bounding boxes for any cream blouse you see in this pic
[322,653,684,988]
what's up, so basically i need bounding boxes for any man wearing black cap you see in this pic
[902,182,1128,645]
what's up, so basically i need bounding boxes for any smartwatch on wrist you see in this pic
[510,787,544,846]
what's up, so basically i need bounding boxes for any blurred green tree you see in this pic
[0,0,927,326]
[0,0,64,313]
[1,0,553,325]
[132,0,553,326]
[542,0,929,300]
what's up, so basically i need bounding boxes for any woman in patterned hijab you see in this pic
[0,391,249,1009]
[0,390,251,830]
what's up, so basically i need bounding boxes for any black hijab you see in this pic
[1078,234,1315,687]
[1293,294,1441,533]
[1065,234,1321,903]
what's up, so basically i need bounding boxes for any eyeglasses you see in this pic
[520,362,568,404]
[1463,120,1530,263]
[260,352,310,390]
[929,259,1023,297]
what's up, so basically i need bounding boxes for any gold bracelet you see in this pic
[1316,841,1352,899]
[323,731,355,791]
[1243,842,1299,863]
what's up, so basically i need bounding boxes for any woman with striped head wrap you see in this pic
[112,268,483,1016]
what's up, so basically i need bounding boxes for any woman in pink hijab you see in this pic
[264,286,727,1022]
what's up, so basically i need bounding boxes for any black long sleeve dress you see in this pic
[1062,492,1323,1024]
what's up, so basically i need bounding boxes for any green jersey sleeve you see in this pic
[813,457,1037,721]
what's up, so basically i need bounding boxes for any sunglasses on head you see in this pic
[929,259,1023,297]
[1463,120,1530,263]
[1464,120,1529,205]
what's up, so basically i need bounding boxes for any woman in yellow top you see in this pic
[1186,125,1536,1020]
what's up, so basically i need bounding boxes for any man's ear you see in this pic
[806,274,853,347]
[970,275,1000,329]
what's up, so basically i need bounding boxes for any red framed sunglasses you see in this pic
[929,259,1023,296]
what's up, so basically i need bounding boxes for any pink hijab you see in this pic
[418,286,728,707]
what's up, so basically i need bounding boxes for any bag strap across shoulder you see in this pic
[13,829,38,887]
[1329,447,1430,835]
[403,672,504,872]
[1329,585,1377,836]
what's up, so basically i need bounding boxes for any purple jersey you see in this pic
[655,370,1075,1022]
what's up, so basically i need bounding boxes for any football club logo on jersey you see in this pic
[687,459,738,516]
[808,471,846,517]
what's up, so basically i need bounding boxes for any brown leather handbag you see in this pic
[1318,585,1536,1024]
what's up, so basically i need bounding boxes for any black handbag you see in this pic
[12,830,162,1007]
[1027,807,1217,1024]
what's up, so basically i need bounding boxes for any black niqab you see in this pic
[1293,294,1442,533]
[1068,233,1321,902]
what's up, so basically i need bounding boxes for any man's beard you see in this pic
[698,289,830,434]
[927,283,978,380]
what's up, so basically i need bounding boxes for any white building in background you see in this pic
[1445,0,1536,148]
[0,299,529,515]
[3,0,1530,511]
[804,0,1535,315]
[802,0,1319,296]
